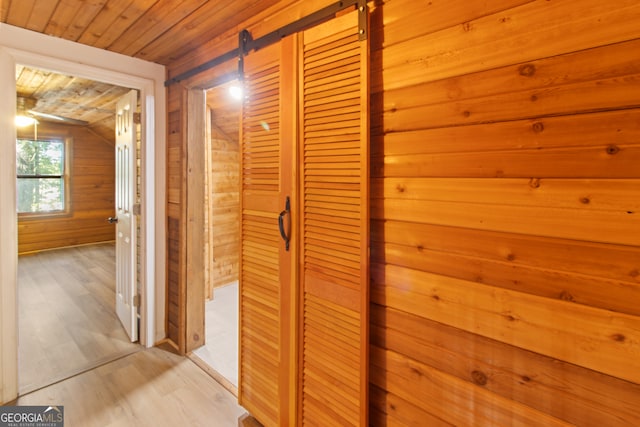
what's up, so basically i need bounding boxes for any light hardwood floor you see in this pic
[18,243,139,394]
[12,346,248,426]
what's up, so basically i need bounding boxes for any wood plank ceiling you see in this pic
[4,0,281,142]
[16,65,131,142]
[1,0,281,65]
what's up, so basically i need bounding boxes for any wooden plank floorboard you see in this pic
[18,243,139,395]
[12,347,249,426]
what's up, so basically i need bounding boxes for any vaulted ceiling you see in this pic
[3,0,281,141]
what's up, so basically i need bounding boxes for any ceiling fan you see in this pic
[16,95,89,126]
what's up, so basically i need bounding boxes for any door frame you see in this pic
[0,24,166,403]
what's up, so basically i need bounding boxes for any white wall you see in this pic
[0,23,167,403]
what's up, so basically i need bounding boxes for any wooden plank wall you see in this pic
[166,0,640,423]
[205,88,240,298]
[18,122,115,254]
[368,0,640,425]
[167,87,185,347]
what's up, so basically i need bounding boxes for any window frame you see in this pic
[16,134,72,219]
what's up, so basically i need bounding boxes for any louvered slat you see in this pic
[300,9,369,426]
[240,43,282,427]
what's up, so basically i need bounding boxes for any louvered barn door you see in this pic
[299,9,369,426]
[239,39,295,427]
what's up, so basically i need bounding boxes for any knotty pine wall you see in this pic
[166,0,640,424]
[18,122,115,254]
[204,88,240,299]
[167,88,184,345]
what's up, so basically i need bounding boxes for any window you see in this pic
[16,138,67,214]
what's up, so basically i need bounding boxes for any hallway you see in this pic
[12,346,247,426]
[15,245,251,426]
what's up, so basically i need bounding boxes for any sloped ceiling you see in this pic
[16,65,131,143]
[3,0,281,140]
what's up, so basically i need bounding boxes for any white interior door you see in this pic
[113,89,138,342]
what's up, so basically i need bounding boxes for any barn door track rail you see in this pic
[164,0,368,87]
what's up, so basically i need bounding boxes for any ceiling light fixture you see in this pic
[229,85,243,100]
[15,115,37,127]
[15,96,39,128]
[15,96,39,139]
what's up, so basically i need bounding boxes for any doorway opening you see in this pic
[191,80,242,393]
[1,26,166,403]
[15,66,141,395]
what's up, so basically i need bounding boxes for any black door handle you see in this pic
[278,196,291,251]
[107,217,118,224]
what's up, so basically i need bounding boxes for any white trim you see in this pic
[0,47,18,405]
[0,23,166,403]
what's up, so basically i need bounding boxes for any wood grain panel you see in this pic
[371,304,640,426]
[371,220,640,286]
[76,0,158,48]
[370,346,574,426]
[43,0,93,37]
[371,0,532,49]
[185,89,206,352]
[377,36,640,109]
[373,109,640,156]
[372,263,640,385]
[106,0,208,57]
[375,145,640,179]
[372,197,639,247]
[166,86,187,351]
[374,177,640,212]
[370,384,454,427]
[379,75,640,133]
[373,239,640,317]
[59,0,109,41]
[167,217,181,345]
[373,0,640,90]
[4,1,57,31]
[136,0,281,64]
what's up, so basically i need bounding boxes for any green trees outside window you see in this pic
[16,139,66,214]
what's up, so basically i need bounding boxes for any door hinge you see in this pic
[133,294,140,307]
[133,112,141,124]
